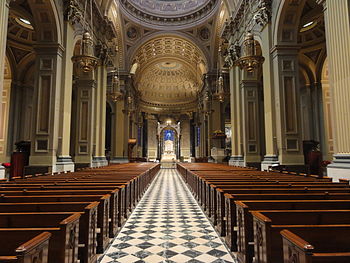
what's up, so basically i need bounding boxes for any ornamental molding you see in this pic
[222,0,271,40]
[253,0,271,27]
[224,42,241,68]
[64,0,117,41]
[119,0,220,29]
[139,99,197,114]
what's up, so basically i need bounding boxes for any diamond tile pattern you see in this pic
[100,169,236,263]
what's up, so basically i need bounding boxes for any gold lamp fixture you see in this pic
[216,73,225,103]
[71,0,98,73]
[214,47,225,103]
[108,69,123,102]
[236,32,264,72]
[126,94,135,116]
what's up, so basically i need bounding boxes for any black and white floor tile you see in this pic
[100,169,236,263]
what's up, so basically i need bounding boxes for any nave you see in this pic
[101,169,235,263]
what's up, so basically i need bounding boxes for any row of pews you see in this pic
[177,163,350,263]
[0,162,160,263]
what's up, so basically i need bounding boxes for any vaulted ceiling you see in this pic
[112,0,229,114]
[133,36,207,107]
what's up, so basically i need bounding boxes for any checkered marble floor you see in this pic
[100,169,236,263]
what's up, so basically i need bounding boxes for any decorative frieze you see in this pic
[253,0,271,27]
[224,43,241,68]
[64,0,117,41]
[222,0,271,41]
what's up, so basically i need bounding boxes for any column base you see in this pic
[55,156,75,173]
[92,157,108,168]
[110,157,129,164]
[0,165,5,179]
[261,155,279,171]
[229,156,245,167]
[327,154,350,181]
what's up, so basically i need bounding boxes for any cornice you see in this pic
[119,0,220,30]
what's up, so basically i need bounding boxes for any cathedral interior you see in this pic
[1,0,348,179]
[0,1,350,262]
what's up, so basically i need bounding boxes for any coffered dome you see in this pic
[132,36,208,113]
[138,60,199,105]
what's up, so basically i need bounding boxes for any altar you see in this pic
[159,126,179,168]
[162,140,176,161]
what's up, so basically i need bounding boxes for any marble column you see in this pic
[241,77,262,165]
[147,115,158,161]
[319,0,350,180]
[180,117,191,162]
[29,44,65,171]
[92,64,108,167]
[111,98,128,163]
[0,0,11,178]
[71,79,96,166]
[261,24,279,170]
[229,66,244,166]
[320,77,334,161]
[271,46,304,166]
[210,100,223,149]
[198,113,206,158]
[0,63,12,164]
[0,0,10,107]
[210,99,225,163]
[56,22,75,172]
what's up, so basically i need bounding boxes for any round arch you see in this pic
[126,32,211,71]
[27,0,62,44]
[273,0,307,46]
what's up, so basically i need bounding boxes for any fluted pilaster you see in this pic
[322,0,350,180]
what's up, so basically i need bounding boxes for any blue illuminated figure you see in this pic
[164,130,174,141]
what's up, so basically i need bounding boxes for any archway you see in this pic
[159,124,180,161]
[272,0,327,169]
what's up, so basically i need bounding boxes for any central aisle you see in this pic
[100,169,236,263]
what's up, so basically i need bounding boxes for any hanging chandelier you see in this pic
[236,32,265,72]
[216,73,225,103]
[108,69,123,102]
[214,47,225,103]
[71,0,98,73]
[126,94,135,116]
[202,91,211,116]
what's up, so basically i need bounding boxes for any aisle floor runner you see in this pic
[100,168,236,263]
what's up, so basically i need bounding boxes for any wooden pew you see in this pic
[281,229,350,263]
[0,231,51,263]
[0,212,80,263]
[215,187,350,236]
[252,211,350,263]
[0,163,160,261]
[0,184,122,235]
[224,193,350,252]
[204,181,347,221]
[236,200,350,262]
[0,194,110,254]
[0,202,98,263]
